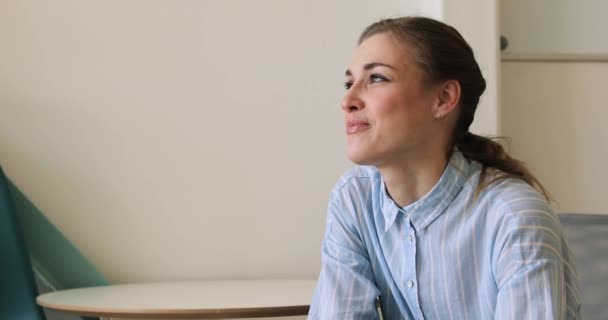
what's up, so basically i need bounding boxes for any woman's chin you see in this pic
[347,149,376,166]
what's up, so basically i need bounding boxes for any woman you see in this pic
[309,17,580,319]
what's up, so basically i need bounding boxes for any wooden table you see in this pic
[36,279,317,319]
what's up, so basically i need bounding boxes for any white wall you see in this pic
[501,62,608,214]
[500,0,608,214]
[501,0,608,55]
[0,1,502,319]
[0,0,420,283]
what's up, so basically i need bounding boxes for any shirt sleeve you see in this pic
[492,198,581,320]
[308,193,381,320]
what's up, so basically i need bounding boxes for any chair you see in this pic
[558,213,608,320]
[0,165,47,320]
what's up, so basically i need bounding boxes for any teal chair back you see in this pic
[0,166,46,320]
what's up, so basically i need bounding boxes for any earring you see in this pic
[435,113,442,118]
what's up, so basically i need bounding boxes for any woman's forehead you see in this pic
[350,33,414,72]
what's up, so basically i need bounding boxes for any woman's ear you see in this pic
[432,80,461,119]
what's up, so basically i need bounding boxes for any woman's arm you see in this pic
[492,197,581,320]
[308,194,381,319]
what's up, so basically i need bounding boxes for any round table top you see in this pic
[37,279,317,319]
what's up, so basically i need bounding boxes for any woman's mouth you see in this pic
[346,120,370,134]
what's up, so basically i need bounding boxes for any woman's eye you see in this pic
[370,74,387,83]
[344,81,354,90]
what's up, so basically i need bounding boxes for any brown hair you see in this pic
[359,16,549,200]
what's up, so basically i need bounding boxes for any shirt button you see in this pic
[407,280,414,288]
[408,234,414,242]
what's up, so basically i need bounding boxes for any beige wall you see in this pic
[0,1,504,320]
[500,0,608,214]
[501,0,608,55]
[1,2,501,319]
[501,62,608,213]
[0,0,421,284]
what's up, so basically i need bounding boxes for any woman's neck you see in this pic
[378,152,449,208]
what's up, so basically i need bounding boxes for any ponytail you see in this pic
[456,132,550,201]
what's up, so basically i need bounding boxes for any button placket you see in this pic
[404,221,424,319]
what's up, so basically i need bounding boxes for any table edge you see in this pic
[37,297,310,319]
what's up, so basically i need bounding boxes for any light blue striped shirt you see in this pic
[309,151,581,319]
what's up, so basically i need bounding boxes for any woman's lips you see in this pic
[346,120,370,134]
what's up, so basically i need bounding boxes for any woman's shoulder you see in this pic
[478,174,561,241]
[330,165,382,197]
[325,166,382,231]
[481,174,552,215]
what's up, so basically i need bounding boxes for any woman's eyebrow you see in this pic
[345,62,397,76]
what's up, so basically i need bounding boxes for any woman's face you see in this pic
[343,33,439,167]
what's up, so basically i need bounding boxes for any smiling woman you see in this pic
[308,16,581,320]
[341,32,444,178]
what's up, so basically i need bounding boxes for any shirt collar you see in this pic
[380,151,469,232]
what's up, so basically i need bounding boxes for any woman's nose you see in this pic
[341,87,364,113]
